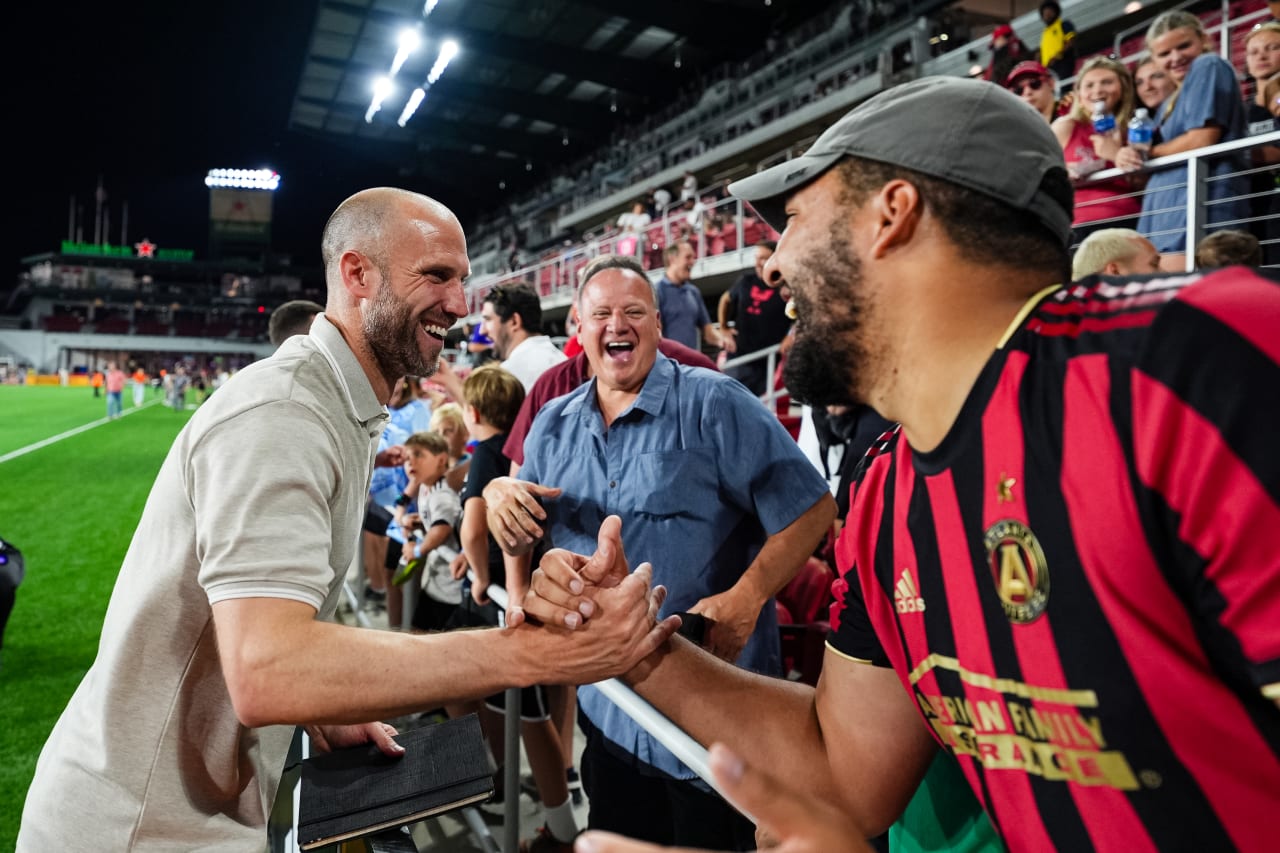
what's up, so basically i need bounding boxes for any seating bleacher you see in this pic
[776,556,836,686]
[721,225,738,253]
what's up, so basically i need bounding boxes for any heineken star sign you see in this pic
[59,239,195,261]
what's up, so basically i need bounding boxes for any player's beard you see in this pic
[364,276,437,380]
[783,223,869,409]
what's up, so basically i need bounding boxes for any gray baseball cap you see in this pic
[728,76,1072,246]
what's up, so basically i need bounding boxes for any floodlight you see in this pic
[398,88,427,126]
[428,40,459,84]
[204,168,280,191]
[366,76,394,122]
[391,27,422,76]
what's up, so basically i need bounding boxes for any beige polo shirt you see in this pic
[19,314,388,850]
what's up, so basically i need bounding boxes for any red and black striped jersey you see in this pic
[829,267,1280,852]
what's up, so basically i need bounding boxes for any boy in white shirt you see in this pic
[392,431,463,632]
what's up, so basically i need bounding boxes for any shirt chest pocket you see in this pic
[624,449,718,519]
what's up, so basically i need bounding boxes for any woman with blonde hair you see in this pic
[1245,22,1280,121]
[1116,10,1248,258]
[1053,56,1143,242]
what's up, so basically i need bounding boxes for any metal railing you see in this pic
[471,131,1278,320]
[308,573,741,853]
[1074,130,1280,268]
[479,579,750,844]
[721,343,787,412]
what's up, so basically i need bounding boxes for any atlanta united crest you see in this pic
[983,519,1049,624]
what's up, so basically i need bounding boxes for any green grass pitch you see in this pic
[0,385,189,848]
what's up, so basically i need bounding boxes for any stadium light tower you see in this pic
[205,168,280,264]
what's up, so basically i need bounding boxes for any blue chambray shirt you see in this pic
[520,354,830,779]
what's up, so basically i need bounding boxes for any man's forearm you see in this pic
[214,598,558,726]
[733,493,836,606]
[625,636,936,835]
[625,638,837,798]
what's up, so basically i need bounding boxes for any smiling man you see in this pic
[656,241,724,352]
[480,281,567,391]
[17,188,679,851]
[490,253,834,850]
[521,77,1280,853]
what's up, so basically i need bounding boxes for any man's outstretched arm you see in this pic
[526,521,937,835]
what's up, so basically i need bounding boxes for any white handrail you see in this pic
[1076,129,1279,268]
[1077,129,1280,184]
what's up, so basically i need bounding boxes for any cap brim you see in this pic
[727,149,844,233]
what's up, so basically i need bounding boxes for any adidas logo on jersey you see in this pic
[895,568,926,614]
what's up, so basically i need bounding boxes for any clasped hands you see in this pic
[488,473,754,662]
[519,513,674,629]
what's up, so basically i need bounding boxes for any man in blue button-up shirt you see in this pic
[492,253,835,850]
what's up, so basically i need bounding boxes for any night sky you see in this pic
[7,0,444,282]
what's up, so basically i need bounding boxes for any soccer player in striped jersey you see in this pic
[524,76,1280,853]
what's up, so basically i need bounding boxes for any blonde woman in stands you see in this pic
[1053,56,1143,243]
[1245,23,1280,141]
[1117,10,1249,259]
[1134,54,1176,112]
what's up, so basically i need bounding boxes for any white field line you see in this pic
[0,398,163,464]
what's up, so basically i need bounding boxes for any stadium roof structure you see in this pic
[287,0,843,208]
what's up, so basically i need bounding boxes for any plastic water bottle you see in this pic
[1091,99,1116,135]
[1128,108,1154,157]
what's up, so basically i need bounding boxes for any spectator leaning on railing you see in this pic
[1117,11,1249,259]
[1052,56,1144,243]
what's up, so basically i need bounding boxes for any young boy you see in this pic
[453,364,581,853]
[391,431,463,633]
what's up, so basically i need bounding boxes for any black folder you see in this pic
[298,714,495,850]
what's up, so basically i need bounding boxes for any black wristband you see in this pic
[394,493,412,507]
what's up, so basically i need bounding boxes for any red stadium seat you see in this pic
[721,223,739,252]
[42,315,83,333]
[776,557,836,685]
